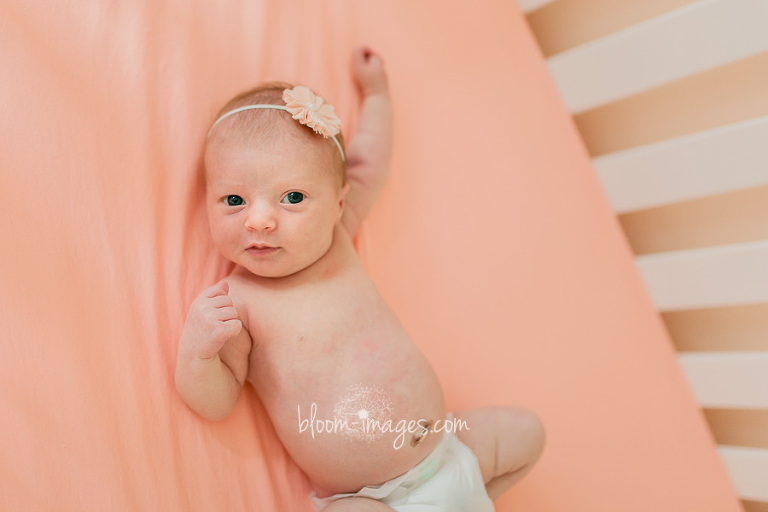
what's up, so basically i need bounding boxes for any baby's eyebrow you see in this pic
[209,177,247,188]
[273,178,312,189]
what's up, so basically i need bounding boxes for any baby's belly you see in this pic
[250,334,446,495]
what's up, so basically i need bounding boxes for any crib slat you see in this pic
[547,0,768,113]
[662,304,768,352]
[718,446,768,501]
[705,409,768,449]
[525,0,696,57]
[593,117,768,214]
[572,52,768,157]
[635,241,768,311]
[678,352,768,408]
[516,0,556,14]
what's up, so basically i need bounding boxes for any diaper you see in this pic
[311,416,495,512]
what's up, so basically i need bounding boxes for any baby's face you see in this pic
[205,134,348,278]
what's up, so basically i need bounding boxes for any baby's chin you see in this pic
[234,258,314,280]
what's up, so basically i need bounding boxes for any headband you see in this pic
[207,85,346,162]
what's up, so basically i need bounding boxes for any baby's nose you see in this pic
[244,201,277,231]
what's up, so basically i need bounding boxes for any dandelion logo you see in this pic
[333,384,394,442]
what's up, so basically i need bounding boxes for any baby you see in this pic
[175,47,544,511]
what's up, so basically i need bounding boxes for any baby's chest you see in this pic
[246,293,355,348]
[245,298,402,384]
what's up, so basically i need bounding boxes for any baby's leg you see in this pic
[453,407,545,500]
[321,497,395,511]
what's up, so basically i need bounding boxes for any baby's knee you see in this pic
[498,407,546,463]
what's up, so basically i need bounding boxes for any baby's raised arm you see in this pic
[341,47,393,238]
[175,280,252,420]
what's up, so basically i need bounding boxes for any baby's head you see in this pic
[205,82,347,185]
[204,83,350,278]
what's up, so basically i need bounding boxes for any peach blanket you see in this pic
[0,1,740,510]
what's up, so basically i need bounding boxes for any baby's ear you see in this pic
[338,182,351,216]
[340,182,350,203]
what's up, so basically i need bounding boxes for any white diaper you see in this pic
[311,417,495,512]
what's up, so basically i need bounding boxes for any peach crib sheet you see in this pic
[0,1,741,511]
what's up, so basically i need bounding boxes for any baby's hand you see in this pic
[352,46,389,97]
[180,280,242,360]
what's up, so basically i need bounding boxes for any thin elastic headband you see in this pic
[207,86,346,162]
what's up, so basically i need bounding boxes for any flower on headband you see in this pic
[282,86,342,138]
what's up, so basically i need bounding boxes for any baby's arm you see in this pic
[341,47,393,238]
[175,280,252,420]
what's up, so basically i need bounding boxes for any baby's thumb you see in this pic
[215,279,230,295]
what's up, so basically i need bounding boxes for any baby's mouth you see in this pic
[246,244,279,256]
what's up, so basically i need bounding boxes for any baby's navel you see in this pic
[410,419,433,447]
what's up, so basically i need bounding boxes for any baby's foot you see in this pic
[352,46,389,97]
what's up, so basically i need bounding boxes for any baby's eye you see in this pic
[225,195,244,206]
[281,192,305,204]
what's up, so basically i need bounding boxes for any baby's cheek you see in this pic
[209,227,234,255]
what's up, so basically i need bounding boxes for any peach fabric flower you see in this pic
[282,86,342,138]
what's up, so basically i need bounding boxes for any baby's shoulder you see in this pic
[223,272,271,321]
[224,271,302,344]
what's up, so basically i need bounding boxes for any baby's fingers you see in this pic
[213,305,239,323]
[200,279,230,299]
[352,46,388,95]
[208,293,234,309]
[215,318,242,341]
[353,46,372,64]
